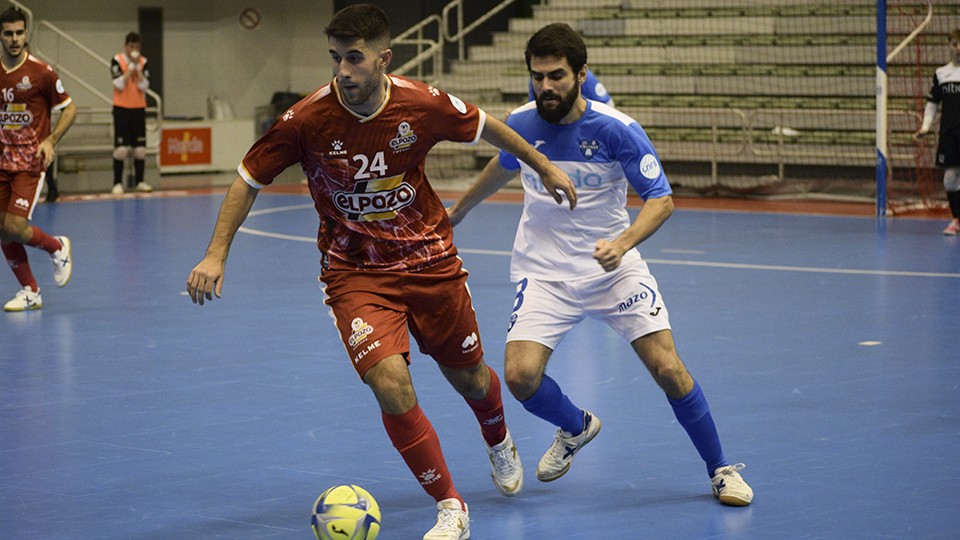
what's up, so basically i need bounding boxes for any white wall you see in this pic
[16,0,334,119]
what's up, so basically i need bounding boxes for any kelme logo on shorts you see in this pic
[334,173,416,221]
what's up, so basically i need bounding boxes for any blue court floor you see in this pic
[1,191,958,539]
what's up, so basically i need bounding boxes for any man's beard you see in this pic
[535,85,579,124]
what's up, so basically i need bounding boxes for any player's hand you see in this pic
[37,139,56,169]
[539,162,577,210]
[913,129,928,141]
[593,239,624,272]
[186,258,225,305]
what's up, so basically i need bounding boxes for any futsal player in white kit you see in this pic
[447,23,754,506]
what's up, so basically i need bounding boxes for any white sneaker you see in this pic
[111,183,124,194]
[537,410,602,482]
[135,182,153,193]
[50,236,73,287]
[423,498,469,540]
[486,429,523,497]
[712,463,754,506]
[4,286,42,312]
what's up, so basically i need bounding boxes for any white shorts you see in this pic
[506,259,672,350]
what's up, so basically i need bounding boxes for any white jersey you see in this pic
[499,100,672,281]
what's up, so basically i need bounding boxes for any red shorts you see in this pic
[321,256,484,379]
[0,169,43,219]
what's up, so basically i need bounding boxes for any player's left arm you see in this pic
[594,195,674,272]
[38,100,77,169]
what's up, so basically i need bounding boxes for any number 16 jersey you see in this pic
[239,75,485,273]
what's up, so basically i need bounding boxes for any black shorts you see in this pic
[113,106,146,148]
[936,128,960,168]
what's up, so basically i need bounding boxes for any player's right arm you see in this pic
[447,155,517,226]
[187,177,259,305]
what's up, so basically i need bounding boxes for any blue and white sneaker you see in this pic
[712,463,753,506]
[536,410,602,482]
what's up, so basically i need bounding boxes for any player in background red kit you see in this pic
[0,8,76,311]
[186,5,576,540]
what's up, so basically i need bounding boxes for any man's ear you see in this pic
[379,48,393,70]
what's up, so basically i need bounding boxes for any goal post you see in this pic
[877,0,888,218]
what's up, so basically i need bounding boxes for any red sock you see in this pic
[2,242,38,291]
[382,405,461,504]
[25,226,61,253]
[464,366,508,447]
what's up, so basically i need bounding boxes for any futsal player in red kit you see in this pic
[0,8,76,311]
[186,4,576,539]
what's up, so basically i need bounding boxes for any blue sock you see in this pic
[668,380,728,476]
[520,374,584,435]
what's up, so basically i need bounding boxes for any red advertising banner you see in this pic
[160,127,212,166]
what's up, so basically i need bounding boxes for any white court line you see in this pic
[239,204,960,279]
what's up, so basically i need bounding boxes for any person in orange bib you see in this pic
[110,31,152,194]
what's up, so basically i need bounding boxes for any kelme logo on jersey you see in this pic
[329,140,347,156]
[333,173,416,221]
[0,103,33,129]
[578,139,600,159]
[15,76,31,90]
[640,154,661,179]
[389,121,417,152]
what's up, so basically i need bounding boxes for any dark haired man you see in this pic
[186,5,577,539]
[448,22,754,508]
[0,7,75,311]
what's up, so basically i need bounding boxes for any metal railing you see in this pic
[442,0,518,61]
[393,0,520,83]
[393,14,443,83]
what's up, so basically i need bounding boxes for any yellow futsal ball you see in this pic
[311,484,381,540]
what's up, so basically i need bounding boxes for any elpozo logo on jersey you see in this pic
[333,173,416,222]
[389,121,417,153]
[0,103,33,129]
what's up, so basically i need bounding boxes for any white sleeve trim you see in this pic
[238,163,267,189]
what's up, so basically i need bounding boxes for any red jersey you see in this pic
[0,54,72,172]
[239,75,486,272]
